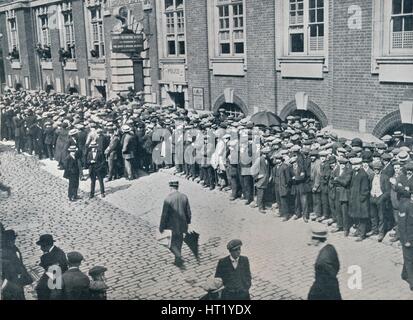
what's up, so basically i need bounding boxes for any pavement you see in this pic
[1,142,412,300]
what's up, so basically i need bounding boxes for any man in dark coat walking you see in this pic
[215,239,252,300]
[308,226,342,300]
[159,181,192,268]
[349,158,371,242]
[35,234,68,300]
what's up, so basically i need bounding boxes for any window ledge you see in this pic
[278,56,325,63]
[40,61,53,70]
[160,58,186,64]
[11,61,21,69]
[210,57,246,76]
[64,61,77,71]
[375,56,413,83]
[376,56,413,64]
[88,58,106,65]
[278,55,325,79]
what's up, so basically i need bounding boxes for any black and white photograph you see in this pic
[1,0,413,308]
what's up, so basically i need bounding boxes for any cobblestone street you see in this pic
[1,143,412,300]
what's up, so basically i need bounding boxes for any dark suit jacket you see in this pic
[36,246,68,293]
[290,163,307,195]
[308,244,342,300]
[215,256,251,293]
[52,268,91,300]
[12,116,25,137]
[63,155,80,179]
[160,191,192,235]
[333,167,352,202]
[349,169,371,219]
[86,149,107,176]
[398,200,413,246]
[277,163,291,197]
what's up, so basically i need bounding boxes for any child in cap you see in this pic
[89,266,108,300]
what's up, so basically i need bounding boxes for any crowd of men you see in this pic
[1,88,413,293]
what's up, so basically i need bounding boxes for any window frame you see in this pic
[59,1,76,60]
[215,0,245,57]
[6,10,20,60]
[36,6,51,48]
[389,0,413,54]
[285,0,326,56]
[163,0,186,58]
[87,3,105,59]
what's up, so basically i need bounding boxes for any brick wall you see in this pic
[245,0,277,114]
[331,0,413,134]
[186,0,211,111]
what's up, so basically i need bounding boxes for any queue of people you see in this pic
[1,88,413,293]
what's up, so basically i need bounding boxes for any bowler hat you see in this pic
[36,234,54,246]
[227,239,242,251]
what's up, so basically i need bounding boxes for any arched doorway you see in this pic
[279,100,329,128]
[213,93,249,116]
[220,103,245,118]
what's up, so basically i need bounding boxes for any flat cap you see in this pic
[227,239,243,251]
[372,161,383,170]
[350,157,363,165]
[404,161,413,171]
[381,153,393,161]
[89,266,108,277]
[169,181,179,188]
[67,251,84,264]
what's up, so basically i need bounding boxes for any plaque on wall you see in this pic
[193,87,204,110]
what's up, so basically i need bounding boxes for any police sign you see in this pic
[112,33,144,54]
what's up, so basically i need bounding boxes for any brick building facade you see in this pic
[1,0,413,138]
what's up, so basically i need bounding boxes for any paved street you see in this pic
[1,143,412,300]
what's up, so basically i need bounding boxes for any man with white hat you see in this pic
[307,225,342,300]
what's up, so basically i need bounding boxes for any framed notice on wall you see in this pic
[193,87,204,110]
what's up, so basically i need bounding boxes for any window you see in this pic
[37,7,50,47]
[216,0,244,56]
[6,10,19,59]
[288,0,324,54]
[391,0,413,51]
[164,0,185,57]
[88,4,105,58]
[61,1,76,59]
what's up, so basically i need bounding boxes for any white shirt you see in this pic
[371,174,383,197]
[230,256,239,269]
